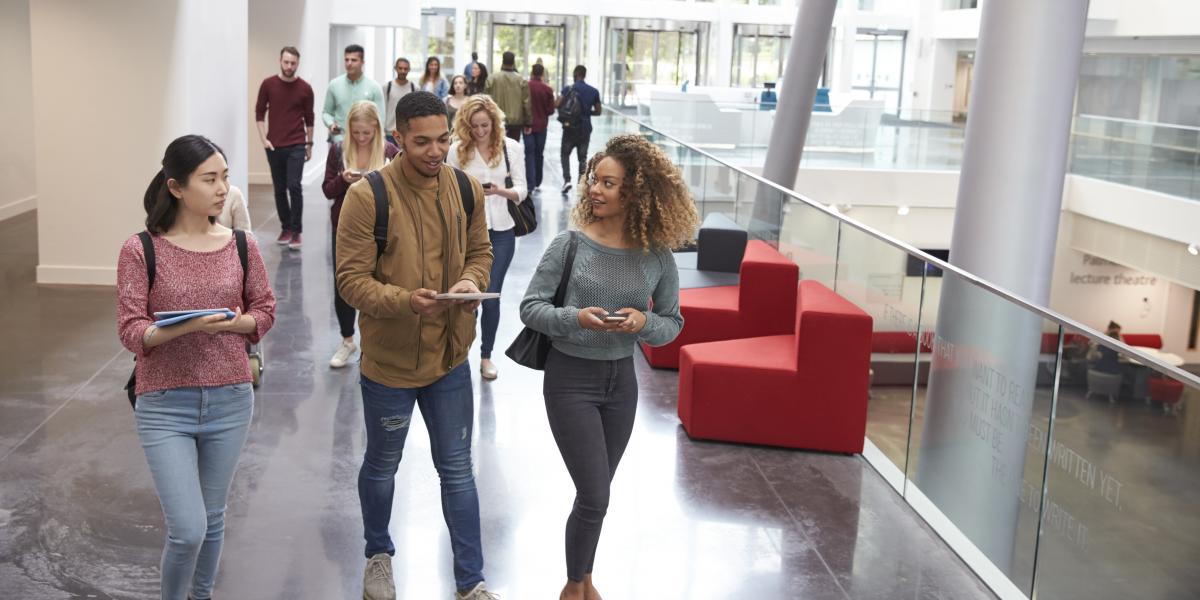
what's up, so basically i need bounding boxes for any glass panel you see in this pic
[628,31,655,100]
[754,36,780,88]
[835,225,926,490]
[1033,332,1200,599]
[529,26,562,84]
[778,197,839,288]
[679,32,698,86]
[734,36,756,88]
[851,34,876,91]
[492,25,523,76]
[905,270,1061,595]
[656,32,681,86]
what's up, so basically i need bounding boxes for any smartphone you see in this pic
[603,312,628,323]
[482,182,494,189]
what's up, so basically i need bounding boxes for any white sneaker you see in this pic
[330,340,357,368]
[362,553,396,600]
[455,582,499,600]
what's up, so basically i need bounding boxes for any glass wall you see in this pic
[604,18,709,108]
[731,24,792,88]
[614,108,1200,599]
[1077,54,1200,128]
[471,12,585,92]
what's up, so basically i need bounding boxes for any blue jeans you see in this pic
[135,383,254,600]
[481,228,516,359]
[358,366,484,591]
[523,129,547,188]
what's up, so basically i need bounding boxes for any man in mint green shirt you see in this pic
[322,44,385,144]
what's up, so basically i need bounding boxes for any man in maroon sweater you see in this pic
[255,46,315,250]
[523,63,556,191]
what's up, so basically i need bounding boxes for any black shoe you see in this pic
[562,182,572,194]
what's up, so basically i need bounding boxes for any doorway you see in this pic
[851,28,907,114]
[604,18,709,108]
[472,12,583,92]
[953,51,974,122]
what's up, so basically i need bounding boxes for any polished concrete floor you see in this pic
[0,124,995,599]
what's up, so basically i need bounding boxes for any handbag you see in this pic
[505,232,578,370]
[501,146,537,237]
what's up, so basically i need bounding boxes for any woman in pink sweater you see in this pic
[116,134,276,600]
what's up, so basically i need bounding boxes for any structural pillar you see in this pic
[914,0,1090,577]
[755,0,837,237]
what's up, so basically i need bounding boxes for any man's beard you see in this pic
[282,68,296,78]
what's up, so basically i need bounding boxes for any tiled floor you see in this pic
[0,121,995,599]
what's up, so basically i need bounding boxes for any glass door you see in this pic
[604,18,708,108]
[851,28,907,114]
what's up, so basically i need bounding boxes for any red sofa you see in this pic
[1121,333,1163,349]
[678,280,873,453]
[641,240,799,369]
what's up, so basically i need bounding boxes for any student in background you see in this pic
[215,184,251,231]
[420,56,450,99]
[484,51,531,141]
[446,95,528,381]
[445,75,470,129]
[117,134,276,600]
[519,135,695,600]
[468,62,489,96]
[524,63,556,191]
[255,45,314,250]
[384,57,417,145]
[323,102,399,370]
[558,65,602,194]
[323,44,385,146]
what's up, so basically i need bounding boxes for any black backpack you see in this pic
[364,167,475,258]
[557,87,583,126]
[123,229,249,408]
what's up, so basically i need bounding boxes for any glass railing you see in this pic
[628,98,1200,201]
[1069,114,1200,200]
[596,108,1200,600]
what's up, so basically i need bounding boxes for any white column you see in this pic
[755,0,838,233]
[915,0,1090,573]
[31,0,249,285]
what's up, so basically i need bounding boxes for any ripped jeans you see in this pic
[358,364,484,591]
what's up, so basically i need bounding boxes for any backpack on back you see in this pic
[364,167,476,258]
[557,87,583,126]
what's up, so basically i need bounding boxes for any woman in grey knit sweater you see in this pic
[519,135,699,600]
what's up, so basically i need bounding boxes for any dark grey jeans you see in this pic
[543,347,638,582]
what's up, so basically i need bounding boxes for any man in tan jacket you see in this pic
[335,91,497,600]
[484,50,531,141]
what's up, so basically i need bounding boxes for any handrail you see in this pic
[1076,113,1200,133]
[607,107,1200,388]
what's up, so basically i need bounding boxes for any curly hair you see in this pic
[572,134,699,252]
[452,95,506,168]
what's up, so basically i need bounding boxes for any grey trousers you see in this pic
[543,347,638,582]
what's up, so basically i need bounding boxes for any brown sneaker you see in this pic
[362,553,395,600]
[275,230,292,245]
[288,232,302,250]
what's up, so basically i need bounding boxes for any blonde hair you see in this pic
[572,135,700,252]
[342,101,387,173]
[452,95,506,168]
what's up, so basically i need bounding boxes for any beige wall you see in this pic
[0,0,36,220]
[32,0,248,285]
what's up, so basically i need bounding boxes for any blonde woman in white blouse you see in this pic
[446,94,528,381]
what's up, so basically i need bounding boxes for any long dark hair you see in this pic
[469,63,488,94]
[421,56,441,88]
[144,135,226,233]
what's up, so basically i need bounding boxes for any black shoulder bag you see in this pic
[124,230,249,408]
[502,146,537,237]
[505,232,578,370]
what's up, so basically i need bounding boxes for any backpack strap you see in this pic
[367,171,390,258]
[451,167,475,224]
[233,229,249,291]
[137,231,156,289]
[368,167,475,260]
